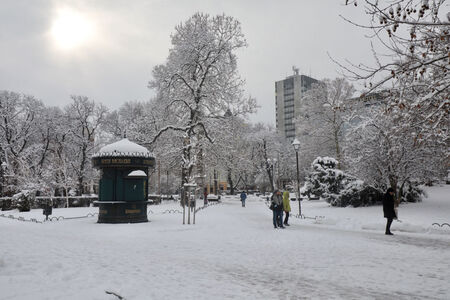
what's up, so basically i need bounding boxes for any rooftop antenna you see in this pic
[292,65,299,76]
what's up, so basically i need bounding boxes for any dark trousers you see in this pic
[385,218,393,233]
[273,209,283,227]
[284,211,289,225]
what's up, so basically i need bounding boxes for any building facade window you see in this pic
[276,73,318,139]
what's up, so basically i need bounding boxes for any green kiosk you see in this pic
[92,138,155,223]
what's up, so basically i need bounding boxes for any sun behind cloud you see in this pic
[50,7,96,50]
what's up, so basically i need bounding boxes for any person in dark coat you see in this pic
[271,190,285,229]
[240,191,247,207]
[383,187,397,235]
[203,188,208,205]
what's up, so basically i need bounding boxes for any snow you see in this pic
[93,138,154,158]
[127,170,147,177]
[303,185,450,235]
[1,186,449,299]
[313,156,338,166]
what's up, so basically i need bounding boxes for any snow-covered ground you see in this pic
[1,186,449,299]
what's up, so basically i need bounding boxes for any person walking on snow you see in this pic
[383,187,397,235]
[204,188,208,205]
[240,191,247,207]
[282,189,291,226]
[271,190,285,229]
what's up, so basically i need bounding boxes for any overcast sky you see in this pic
[0,0,374,125]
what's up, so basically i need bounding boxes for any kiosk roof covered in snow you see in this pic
[92,138,155,168]
[93,138,154,158]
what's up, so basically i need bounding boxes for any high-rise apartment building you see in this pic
[275,68,318,140]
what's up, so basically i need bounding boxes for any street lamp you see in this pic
[273,158,277,189]
[292,138,301,216]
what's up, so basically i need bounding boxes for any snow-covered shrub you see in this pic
[358,186,383,206]
[300,181,315,199]
[1,198,12,211]
[339,182,383,207]
[337,180,364,207]
[401,182,423,203]
[302,157,344,201]
[13,190,35,212]
[302,156,381,207]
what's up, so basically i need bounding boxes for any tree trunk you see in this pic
[181,137,190,207]
[389,176,398,201]
[214,169,218,195]
[181,166,188,207]
[158,162,161,200]
[334,128,342,170]
[227,169,234,195]
[77,144,87,196]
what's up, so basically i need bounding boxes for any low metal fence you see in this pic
[0,202,223,224]
[432,223,450,228]
[3,200,447,231]
[0,212,99,223]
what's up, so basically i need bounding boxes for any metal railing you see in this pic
[3,200,447,231]
[432,223,450,228]
[0,212,98,223]
[195,201,222,213]
[0,202,223,225]
[264,200,325,221]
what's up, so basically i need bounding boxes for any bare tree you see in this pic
[66,96,107,195]
[0,91,45,193]
[206,115,254,194]
[340,0,449,144]
[248,124,285,192]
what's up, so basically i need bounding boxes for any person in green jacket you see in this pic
[282,189,291,226]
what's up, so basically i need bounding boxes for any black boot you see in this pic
[385,218,393,235]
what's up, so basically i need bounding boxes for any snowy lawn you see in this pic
[1,186,449,299]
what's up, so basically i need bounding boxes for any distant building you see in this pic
[343,91,389,132]
[206,181,227,195]
[346,91,388,110]
[275,67,318,140]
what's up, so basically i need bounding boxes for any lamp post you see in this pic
[292,138,301,216]
[273,158,277,190]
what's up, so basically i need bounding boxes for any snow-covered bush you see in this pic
[337,179,364,207]
[13,190,35,212]
[302,157,344,200]
[401,182,423,203]
[302,156,381,207]
[339,182,383,207]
